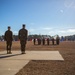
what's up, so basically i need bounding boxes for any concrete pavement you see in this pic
[0,51,64,75]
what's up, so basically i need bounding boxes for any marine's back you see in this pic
[19,28,27,40]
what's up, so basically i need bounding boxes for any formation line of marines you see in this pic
[33,36,60,45]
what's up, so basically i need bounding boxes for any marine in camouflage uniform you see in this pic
[56,36,60,45]
[47,38,49,45]
[38,38,41,45]
[42,38,45,45]
[18,24,28,54]
[4,26,13,54]
[52,37,54,45]
[33,38,36,45]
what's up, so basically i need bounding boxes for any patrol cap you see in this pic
[8,26,11,28]
[22,24,26,27]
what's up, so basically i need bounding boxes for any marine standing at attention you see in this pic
[18,24,28,54]
[4,26,13,54]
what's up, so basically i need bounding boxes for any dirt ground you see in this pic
[0,41,75,75]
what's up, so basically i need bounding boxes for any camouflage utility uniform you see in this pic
[42,38,45,45]
[18,26,28,54]
[56,36,60,45]
[47,38,49,45]
[4,27,13,54]
[33,38,36,45]
[52,38,54,45]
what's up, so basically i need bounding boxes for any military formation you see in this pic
[4,24,28,54]
[33,36,60,45]
[4,24,60,54]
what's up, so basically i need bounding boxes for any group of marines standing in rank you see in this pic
[33,35,60,45]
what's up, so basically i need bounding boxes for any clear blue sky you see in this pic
[0,0,75,36]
